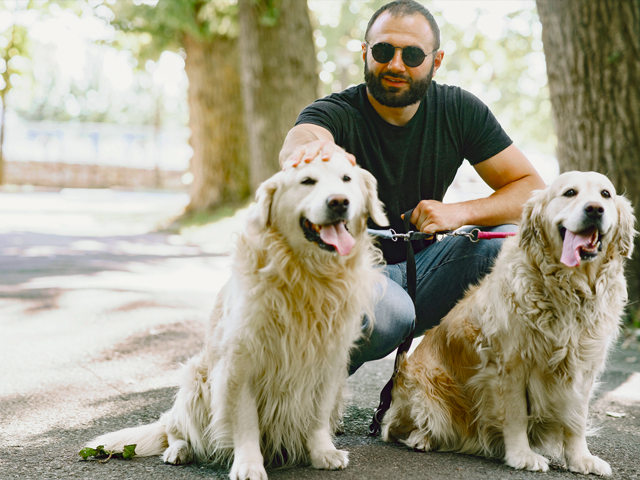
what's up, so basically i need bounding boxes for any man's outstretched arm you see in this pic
[279,124,355,169]
[409,144,546,233]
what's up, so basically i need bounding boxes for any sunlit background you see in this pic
[0,0,557,199]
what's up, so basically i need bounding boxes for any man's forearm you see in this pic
[458,173,545,226]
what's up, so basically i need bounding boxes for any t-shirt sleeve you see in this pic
[294,96,349,144]
[459,90,513,165]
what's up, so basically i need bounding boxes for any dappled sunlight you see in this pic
[0,189,235,408]
[0,189,190,236]
[606,372,640,406]
[20,256,232,294]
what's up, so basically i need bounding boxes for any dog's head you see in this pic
[520,171,636,268]
[247,152,388,257]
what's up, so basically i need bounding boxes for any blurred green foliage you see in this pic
[107,0,240,59]
[0,5,31,106]
[5,0,554,154]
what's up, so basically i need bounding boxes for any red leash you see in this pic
[473,229,517,241]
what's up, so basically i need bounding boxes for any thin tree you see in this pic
[0,17,29,185]
[536,0,640,313]
[238,0,318,190]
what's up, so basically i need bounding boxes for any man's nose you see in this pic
[388,48,406,71]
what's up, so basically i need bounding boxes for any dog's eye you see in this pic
[342,175,351,183]
[563,189,577,197]
[601,190,611,199]
[301,177,317,186]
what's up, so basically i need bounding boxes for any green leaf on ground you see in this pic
[78,446,98,460]
[79,445,106,460]
[122,444,137,459]
[78,444,137,461]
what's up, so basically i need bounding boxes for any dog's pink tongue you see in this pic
[560,230,592,267]
[319,223,355,256]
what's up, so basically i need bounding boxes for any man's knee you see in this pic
[374,277,415,339]
[348,278,415,375]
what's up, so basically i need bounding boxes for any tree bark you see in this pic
[183,33,250,211]
[536,0,640,309]
[238,0,318,191]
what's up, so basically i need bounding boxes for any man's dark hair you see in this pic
[364,0,440,50]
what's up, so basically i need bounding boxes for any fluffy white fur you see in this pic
[382,171,636,476]
[88,153,388,480]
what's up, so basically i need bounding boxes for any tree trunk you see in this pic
[183,33,250,211]
[536,0,640,310]
[238,0,318,191]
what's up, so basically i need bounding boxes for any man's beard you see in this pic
[364,59,434,108]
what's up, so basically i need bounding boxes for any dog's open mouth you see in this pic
[558,225,602,267]
[301,217,355,256]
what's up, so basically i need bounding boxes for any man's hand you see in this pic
[404,200,468,235]
[282,140,356,170]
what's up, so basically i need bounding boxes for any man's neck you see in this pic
[366,88,421,127]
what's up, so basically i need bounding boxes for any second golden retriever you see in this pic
[382,171,636,476]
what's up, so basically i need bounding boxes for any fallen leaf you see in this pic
[606,411,626,418]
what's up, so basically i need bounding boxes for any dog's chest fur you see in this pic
[473,240,626,422]
[203,230,382,465]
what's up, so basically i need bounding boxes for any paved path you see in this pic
[0,189,638,479]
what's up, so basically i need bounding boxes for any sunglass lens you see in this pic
[371,43,395,64]
[402,46,426,67]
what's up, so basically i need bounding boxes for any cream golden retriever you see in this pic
[88,153,387,480]
[382,171,636,476]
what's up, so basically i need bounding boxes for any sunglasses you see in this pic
[366,42,437,68]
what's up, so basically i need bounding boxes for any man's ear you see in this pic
[359,167,388,227]
[247,171,282,234]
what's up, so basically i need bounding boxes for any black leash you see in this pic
[369,209,418,436]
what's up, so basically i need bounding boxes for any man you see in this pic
[279,0,546,374]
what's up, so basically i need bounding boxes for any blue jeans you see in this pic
[348,224,517,375]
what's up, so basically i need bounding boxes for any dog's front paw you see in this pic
[566,453,612,477]
[310,448,349,470]
[505,449,549,472]
[229,461,268,480]
[403,429,433,451]
[163,440,193,465]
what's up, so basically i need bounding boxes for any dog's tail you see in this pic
[87,421,168,457]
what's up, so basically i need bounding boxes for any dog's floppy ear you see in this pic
[247,171,282,233]
[359,167,389,226]
[519,188,547,250]
[613,194,637,258]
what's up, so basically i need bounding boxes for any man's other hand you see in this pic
[404,200,468,235]
[282,140,356,170]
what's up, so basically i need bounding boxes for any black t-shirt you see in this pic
[295,81,513,265]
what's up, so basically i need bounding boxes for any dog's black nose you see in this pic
[327,195,349,214]
[584,202,604,219]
